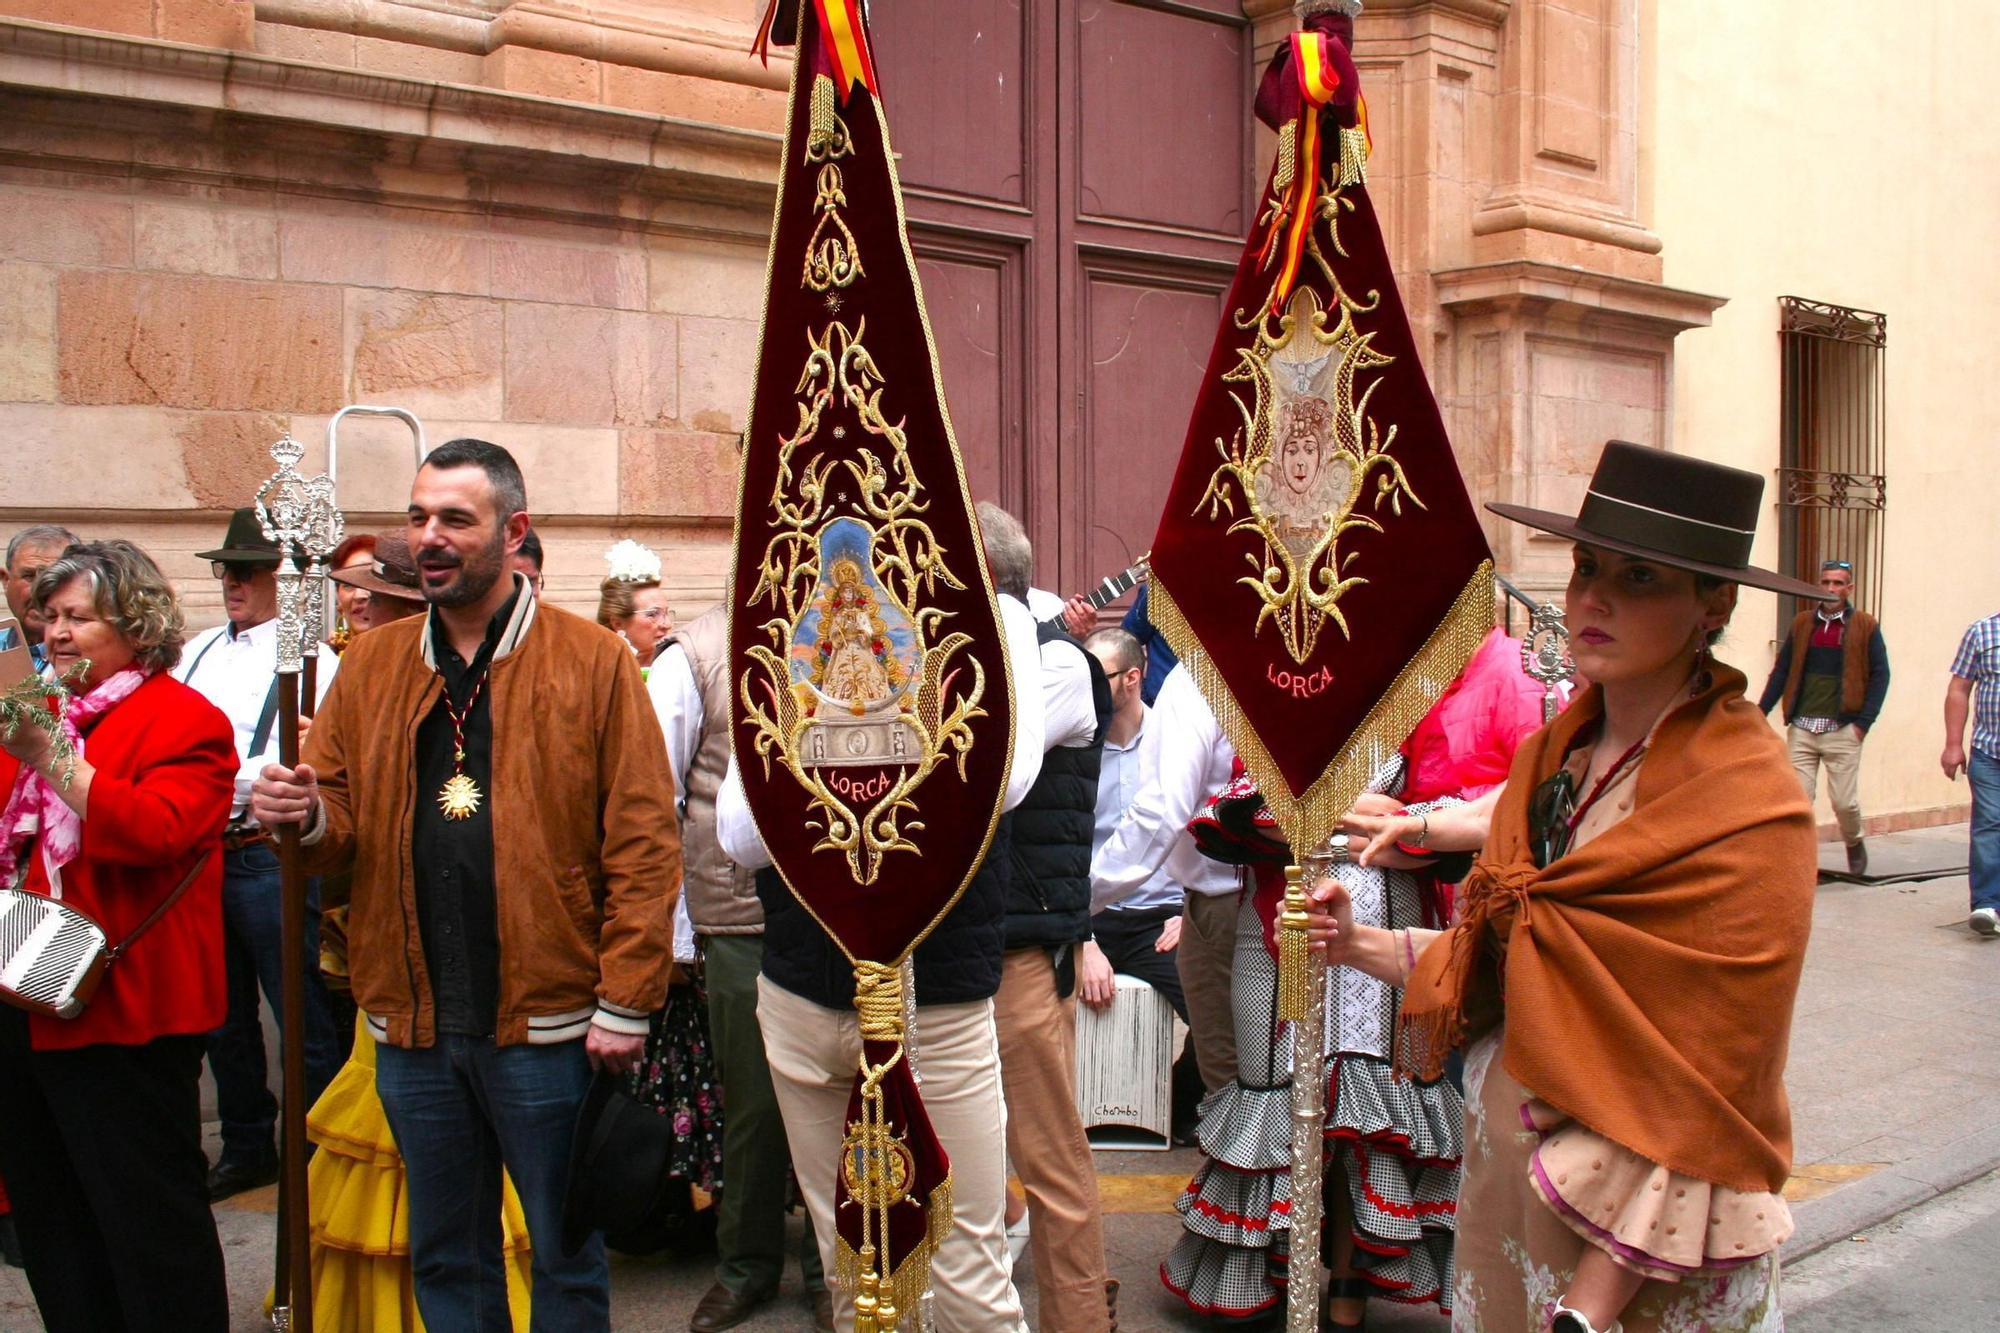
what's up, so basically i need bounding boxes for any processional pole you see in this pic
[256,406,426,1333]
[254,435,340,1333]
[1280,840,1338,1333]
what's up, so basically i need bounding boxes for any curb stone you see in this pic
[1781,1124,2000,1264]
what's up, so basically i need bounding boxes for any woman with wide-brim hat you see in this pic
[1310,441,1822,1333]
[329,532,427,633]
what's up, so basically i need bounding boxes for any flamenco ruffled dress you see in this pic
[1161,764,1462,1323]
[300,1020,534,1332]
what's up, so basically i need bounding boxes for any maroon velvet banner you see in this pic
[731,2,1012,1316]
[1147,12,1494,851]
[731,0,1013,968]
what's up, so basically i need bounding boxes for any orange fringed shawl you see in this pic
[1395,664,1817,1193]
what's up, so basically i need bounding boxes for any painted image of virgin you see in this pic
[810,558,908,713]
[1253,394,1354,557]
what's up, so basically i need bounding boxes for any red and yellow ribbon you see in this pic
[813,0,878,102]
[1293,30,1340,106]
[1259,32,1346,314]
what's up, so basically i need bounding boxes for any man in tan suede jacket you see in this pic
[253,438,680,1333]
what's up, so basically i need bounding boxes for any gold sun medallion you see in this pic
[437,773,483,820]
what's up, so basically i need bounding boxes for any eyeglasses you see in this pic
[633,607,672,623]
[211,561,259,581]
[1821,560,1853,572]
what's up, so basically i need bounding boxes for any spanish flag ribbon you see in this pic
[1292,30,1340,105]
[812,0,878,101]
[1259,31,1341,314]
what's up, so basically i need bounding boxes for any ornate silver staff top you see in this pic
[1520,599,1575,723]
[1296,0,1363,17]
[254,434,344,676]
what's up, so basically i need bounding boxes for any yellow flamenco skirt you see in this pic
[270,1020,534,1332]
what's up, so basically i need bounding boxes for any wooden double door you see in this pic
[872,0,1255,600]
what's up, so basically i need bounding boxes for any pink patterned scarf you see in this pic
[0,666,152,885]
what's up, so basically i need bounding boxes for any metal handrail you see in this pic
[1496,574,1540,637]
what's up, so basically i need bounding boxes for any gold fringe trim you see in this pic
[1149,559,1496,855]
[832,1176,954,1331]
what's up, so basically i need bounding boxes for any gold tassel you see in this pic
[807,74,851,164]
[1277,863,1312,1021]
[1338,123,1370,187]
[853,1246,881,1333]
[1274,120,1298,200]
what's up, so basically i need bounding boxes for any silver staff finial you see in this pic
[1521,600,1574,723]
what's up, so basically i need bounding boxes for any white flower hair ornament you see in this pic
[604,539,663,584]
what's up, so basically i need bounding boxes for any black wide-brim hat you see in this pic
[1486,440,1823,599]
[193,506,284,566]
[561,1072,675,1257]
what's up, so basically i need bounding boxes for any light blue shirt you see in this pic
[1091,708,1183,913]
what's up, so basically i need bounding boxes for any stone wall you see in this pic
[0,0,788,624]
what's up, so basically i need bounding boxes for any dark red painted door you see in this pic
[874,0,1253,603]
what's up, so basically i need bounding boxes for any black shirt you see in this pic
[412,590,517,1036]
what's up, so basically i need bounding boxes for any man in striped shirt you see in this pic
[1943,612,2000,935]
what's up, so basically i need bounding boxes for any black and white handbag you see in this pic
[0,851,211,1020]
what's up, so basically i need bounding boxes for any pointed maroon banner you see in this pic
[1147,7,1494,857]
[732,2,1015,1322]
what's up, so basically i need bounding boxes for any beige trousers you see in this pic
[995,947,1110,1333]
[1177,888,1242,1092]
[1790,723,1865,843]
[757,977,1029,1333]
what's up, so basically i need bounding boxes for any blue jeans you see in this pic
[206,843,344,1166]
[1969,751,2000,912]
[375,1035,609,1333]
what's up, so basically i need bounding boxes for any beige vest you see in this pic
[664,604,762,934]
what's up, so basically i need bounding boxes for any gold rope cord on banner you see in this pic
[834,961,953,1333]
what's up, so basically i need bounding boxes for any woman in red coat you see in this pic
[0,540,238,1333]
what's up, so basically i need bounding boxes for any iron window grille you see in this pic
[1777,296,1886,635]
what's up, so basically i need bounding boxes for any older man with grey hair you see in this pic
[0,524,79,670]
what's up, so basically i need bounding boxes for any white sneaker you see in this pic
[1970,907,2000,937]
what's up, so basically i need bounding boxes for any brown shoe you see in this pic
[689,1280,776,1333]
[1846,839,1869,877]
[810,1288,835,1333]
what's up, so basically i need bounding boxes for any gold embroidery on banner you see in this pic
[806,73,852,163]
[740,318,986,885]
[805,165,864,294]
[1206,173,1416,664]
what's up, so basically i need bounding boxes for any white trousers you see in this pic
[758,977,1029,1333]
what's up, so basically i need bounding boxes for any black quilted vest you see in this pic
[1003,627,1112,951]
[755,814,1013,1009]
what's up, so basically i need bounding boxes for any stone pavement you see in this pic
[1783,1167,2000,1331]
[2,824,1992,1332]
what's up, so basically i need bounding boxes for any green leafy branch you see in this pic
[0,661,89,789]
